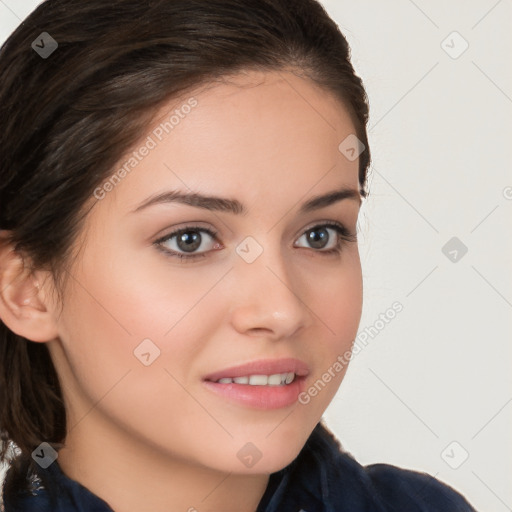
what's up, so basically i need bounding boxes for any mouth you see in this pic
[202,358,309,410]
[210,372,297,386]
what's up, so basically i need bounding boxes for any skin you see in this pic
[0,69,363,512]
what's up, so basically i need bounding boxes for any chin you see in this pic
[258,446,304,474]
[221,428,312,475]
[216,448,303,476]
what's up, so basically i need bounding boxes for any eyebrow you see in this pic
[130,186,362,215]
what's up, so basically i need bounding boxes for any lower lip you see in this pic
[202,377,305,410]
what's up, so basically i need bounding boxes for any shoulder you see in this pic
[2,459,114,512]
[364,462,477,511]
[307,423,477,512]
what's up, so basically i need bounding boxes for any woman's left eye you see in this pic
[154,222,356,262]
[295,222,356,253]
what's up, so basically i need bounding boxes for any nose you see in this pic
[227,238,313,340]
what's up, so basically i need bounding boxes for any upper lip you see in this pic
[203,358,310,382]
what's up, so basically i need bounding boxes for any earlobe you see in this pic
[0,235,59,343]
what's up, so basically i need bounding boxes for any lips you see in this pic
[201,358,310,409]
[203,358,310,383]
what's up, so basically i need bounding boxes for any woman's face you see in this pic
[46,69,364,474]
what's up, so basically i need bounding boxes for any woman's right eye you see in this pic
[154,226,220,261]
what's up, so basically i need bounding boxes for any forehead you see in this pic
[92,69,360,218]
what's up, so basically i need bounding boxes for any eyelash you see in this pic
[153,221,357,262]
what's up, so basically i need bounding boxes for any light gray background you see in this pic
[1,1,511,511]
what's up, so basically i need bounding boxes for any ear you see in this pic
[0,232,59,342]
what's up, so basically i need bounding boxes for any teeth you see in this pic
[267,374,282,386]
[215,372,296,386]
[249,375,268,385]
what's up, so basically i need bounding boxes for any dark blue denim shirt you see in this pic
[2,423,477,512]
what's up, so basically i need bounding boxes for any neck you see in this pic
[57,409,270,512]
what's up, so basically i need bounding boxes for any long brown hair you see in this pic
[0,0,370,502]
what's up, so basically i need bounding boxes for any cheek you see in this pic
[311,249,363,346]
[302,251,362,404]
[53,258,218,442]
[98,243,226,340]
[55,247,225,389]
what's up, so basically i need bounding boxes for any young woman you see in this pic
[0,1,477,510]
